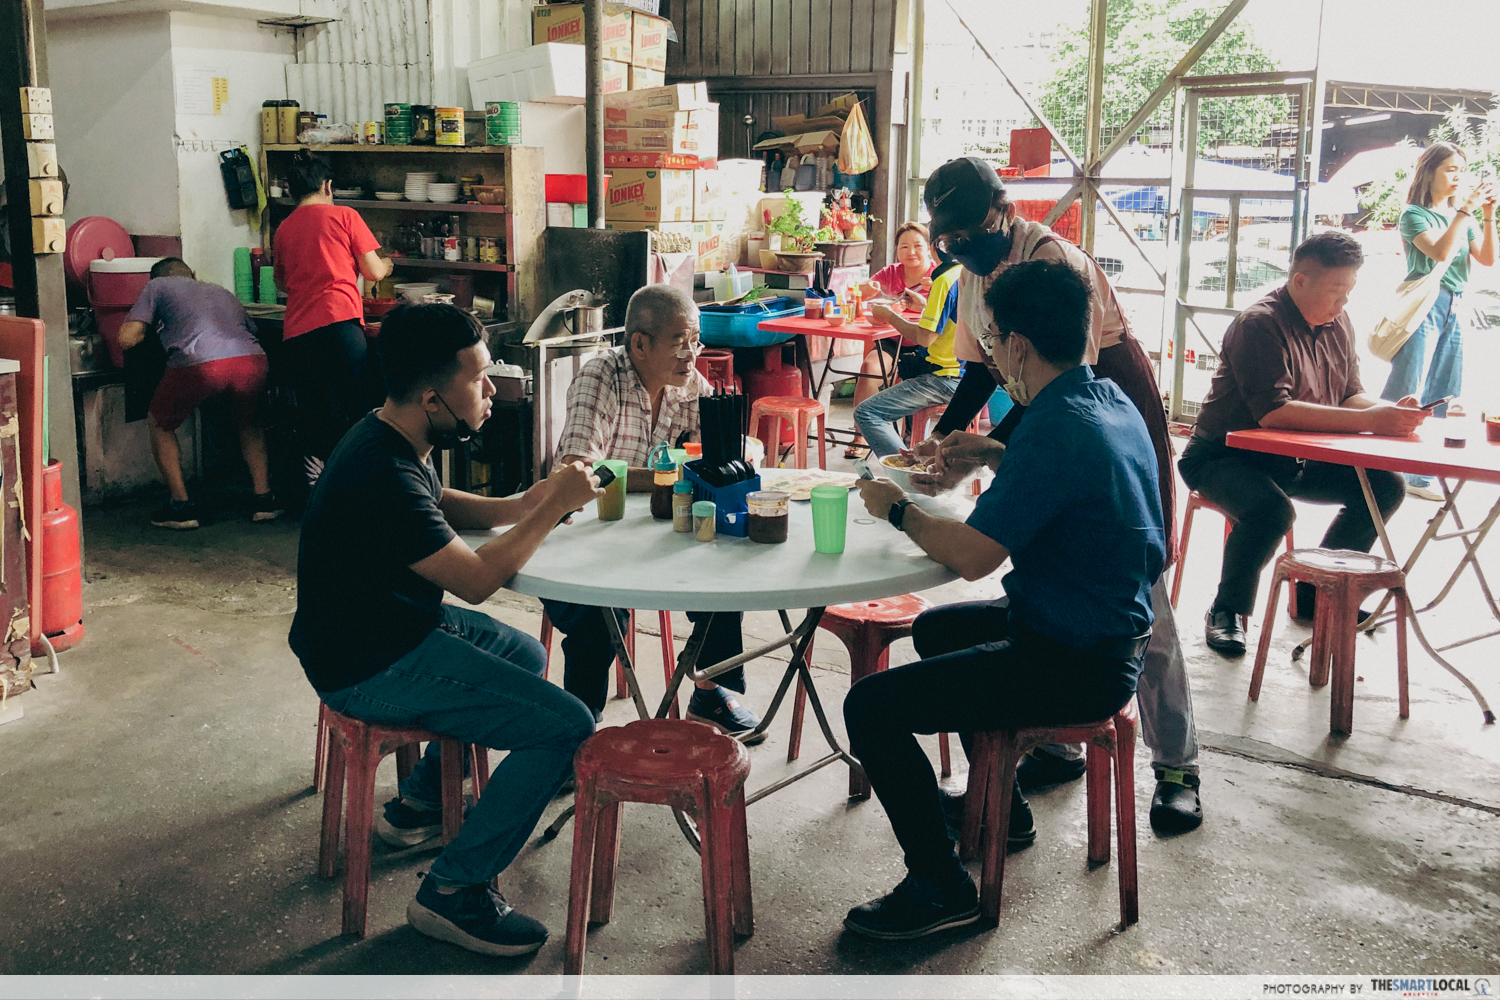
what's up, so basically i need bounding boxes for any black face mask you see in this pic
[425,392,474,450]
[948,227,1013,276]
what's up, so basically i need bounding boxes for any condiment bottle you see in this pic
[693,501,717,542]
[671,480,694,532]
[683,442,702,469]
[746,490,790,544]
[648,443,677,521]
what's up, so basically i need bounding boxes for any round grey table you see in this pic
[462,492,957,836]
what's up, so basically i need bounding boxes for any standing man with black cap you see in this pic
[909,156,1203,834]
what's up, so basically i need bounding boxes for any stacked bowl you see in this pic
[485,102,521,146]
[405,172,437,202]
[426,182,460,204]
[385,103,413,145]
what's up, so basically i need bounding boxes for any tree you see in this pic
[1038,0,1288,158]
[1357,106,1500,227]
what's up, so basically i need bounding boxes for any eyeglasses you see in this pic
[669,334,703,360]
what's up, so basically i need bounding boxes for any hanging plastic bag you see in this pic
[836,102,878,176]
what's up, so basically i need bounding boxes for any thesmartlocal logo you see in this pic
[1370,978,1484,997]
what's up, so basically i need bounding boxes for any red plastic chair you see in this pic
[960,701,1139,928]
[541,607,680,717]
[788,595,953,795]
[317,706,489,937]
[565,719,753,975]
[750,395,827,470]
[1171,490,1297,616]
[1250,548,1409,736]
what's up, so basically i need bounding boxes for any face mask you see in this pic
[426,392,475,450]
[948,227,1012,275]
[998,337,1031,406]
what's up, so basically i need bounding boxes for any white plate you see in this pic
[374,192,404,201]
[333,189,363,199]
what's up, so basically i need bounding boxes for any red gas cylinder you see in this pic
[36,460,84,654]
[741,345,803,447]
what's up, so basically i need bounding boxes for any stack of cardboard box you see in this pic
[601,82,726,272]
[530,2,668,95]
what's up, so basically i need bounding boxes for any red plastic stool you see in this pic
[540,607,679,716]
[750,395,827,470]
[789,595,953,795]
[960,701,1139,928]
[317,706,490,937]
[1250,548,1409,736]
[1170,489,1297,616]
[910,404,980,446]
[565,719,753,974]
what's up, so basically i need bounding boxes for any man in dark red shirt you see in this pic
[1180,232,1427,655]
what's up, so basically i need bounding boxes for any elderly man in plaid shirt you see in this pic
[543,284,764,741]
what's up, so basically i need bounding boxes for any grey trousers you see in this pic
[1041,575,1199,771]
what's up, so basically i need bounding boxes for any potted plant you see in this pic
[766,190,823,272]
[813,196,873,265]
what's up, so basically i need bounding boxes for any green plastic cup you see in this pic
[809,484,848,554]
[596,459,628,521]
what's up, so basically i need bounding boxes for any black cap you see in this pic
[923,156,1005,241]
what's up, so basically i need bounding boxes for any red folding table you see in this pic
[1227,421,1500,723]
[755,313,907,449]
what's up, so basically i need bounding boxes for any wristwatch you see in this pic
[888,498,914,532]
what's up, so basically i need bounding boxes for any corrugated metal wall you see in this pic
[285,0,435,125]
[663,0,898,79]
[431,0,537,109]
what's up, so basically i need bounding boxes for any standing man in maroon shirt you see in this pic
[1179,232,1427,656]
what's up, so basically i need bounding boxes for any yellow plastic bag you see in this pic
[836,102,878,176]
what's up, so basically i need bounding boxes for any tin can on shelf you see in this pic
[261,100,280,145]
[297,111,317,142]
[435,107,465,146]
[464,236,478,262]
[459,175,481,200]
[277,100,300,144]
[442,237,460,261]
[361,121,383,145]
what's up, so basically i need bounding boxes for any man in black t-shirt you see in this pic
[291,303,601,957]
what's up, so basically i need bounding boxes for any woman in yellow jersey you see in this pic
[854,259,965,458]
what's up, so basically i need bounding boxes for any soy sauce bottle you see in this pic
[648,444,677,521]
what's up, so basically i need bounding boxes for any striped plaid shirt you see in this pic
[556,346,711,467]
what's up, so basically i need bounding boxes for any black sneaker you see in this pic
[376,795,443,849]
[939,783,1036,851]
[251,491,284,523]
[1294,584,1375,626]
[843,872,981,941]
[406,874,548,957]
[1204,608,1247,657]
[150,500,201,531]
[1149,767,1203,834]
[686,686,767,745]
[1017,748,1087,791]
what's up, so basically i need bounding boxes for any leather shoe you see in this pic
[1149,768,1203,833]
[1204,608,1247,656]
[1294,584,1375,626]
[1016,748,1087,791]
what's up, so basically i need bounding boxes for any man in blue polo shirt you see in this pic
[840,259,1164,941]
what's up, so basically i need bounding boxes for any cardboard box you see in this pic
[609,220,726,271]
[604,150,716,170]
[605,168,696,223]
[631,11,669,70]
[546,202,574,227]
[604,105,716,130]
[604,81,712,111]
[629,65,665,90]
[532,2,633,61]
[603,124,716,156]
[601,59,630,95]
[693,168,725,221]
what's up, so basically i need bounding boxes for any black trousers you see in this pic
[281,320,377,464]
[1178,435,1405,616]
[538,600,745,718]
[842,599,1137,886]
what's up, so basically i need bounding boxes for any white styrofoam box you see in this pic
[467,43,586,108]
[546,202,575,227]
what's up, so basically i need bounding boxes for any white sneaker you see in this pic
[1405,483,1443,502]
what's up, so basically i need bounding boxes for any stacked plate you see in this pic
[426,182,460,204]
[405,171,437,202]
[385,102,413,146]
[485,101,521,146]
[374,191,404,201]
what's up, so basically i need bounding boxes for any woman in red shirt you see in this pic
[846,222,935,457]
[274,151,393,482]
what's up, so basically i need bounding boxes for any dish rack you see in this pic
[683,462,760,537]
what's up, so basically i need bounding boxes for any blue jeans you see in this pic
[853,373,962,458]
[320,605,596,887]
[1381,287,1463,487]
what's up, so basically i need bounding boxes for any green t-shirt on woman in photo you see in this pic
[1399,203,1480,294]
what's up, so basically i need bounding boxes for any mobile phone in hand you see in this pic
[1420,395,1455,412]
[557,463,616,525]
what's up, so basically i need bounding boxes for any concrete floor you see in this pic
[2,422,1499,977]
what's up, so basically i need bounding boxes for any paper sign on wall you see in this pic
[176,69,228,116]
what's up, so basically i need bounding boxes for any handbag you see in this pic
[1368,254,1454,362]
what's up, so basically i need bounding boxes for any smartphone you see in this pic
[1420,395,1455,412]
[557,463,617,525]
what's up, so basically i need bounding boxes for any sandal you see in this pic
[844,444,869,459]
